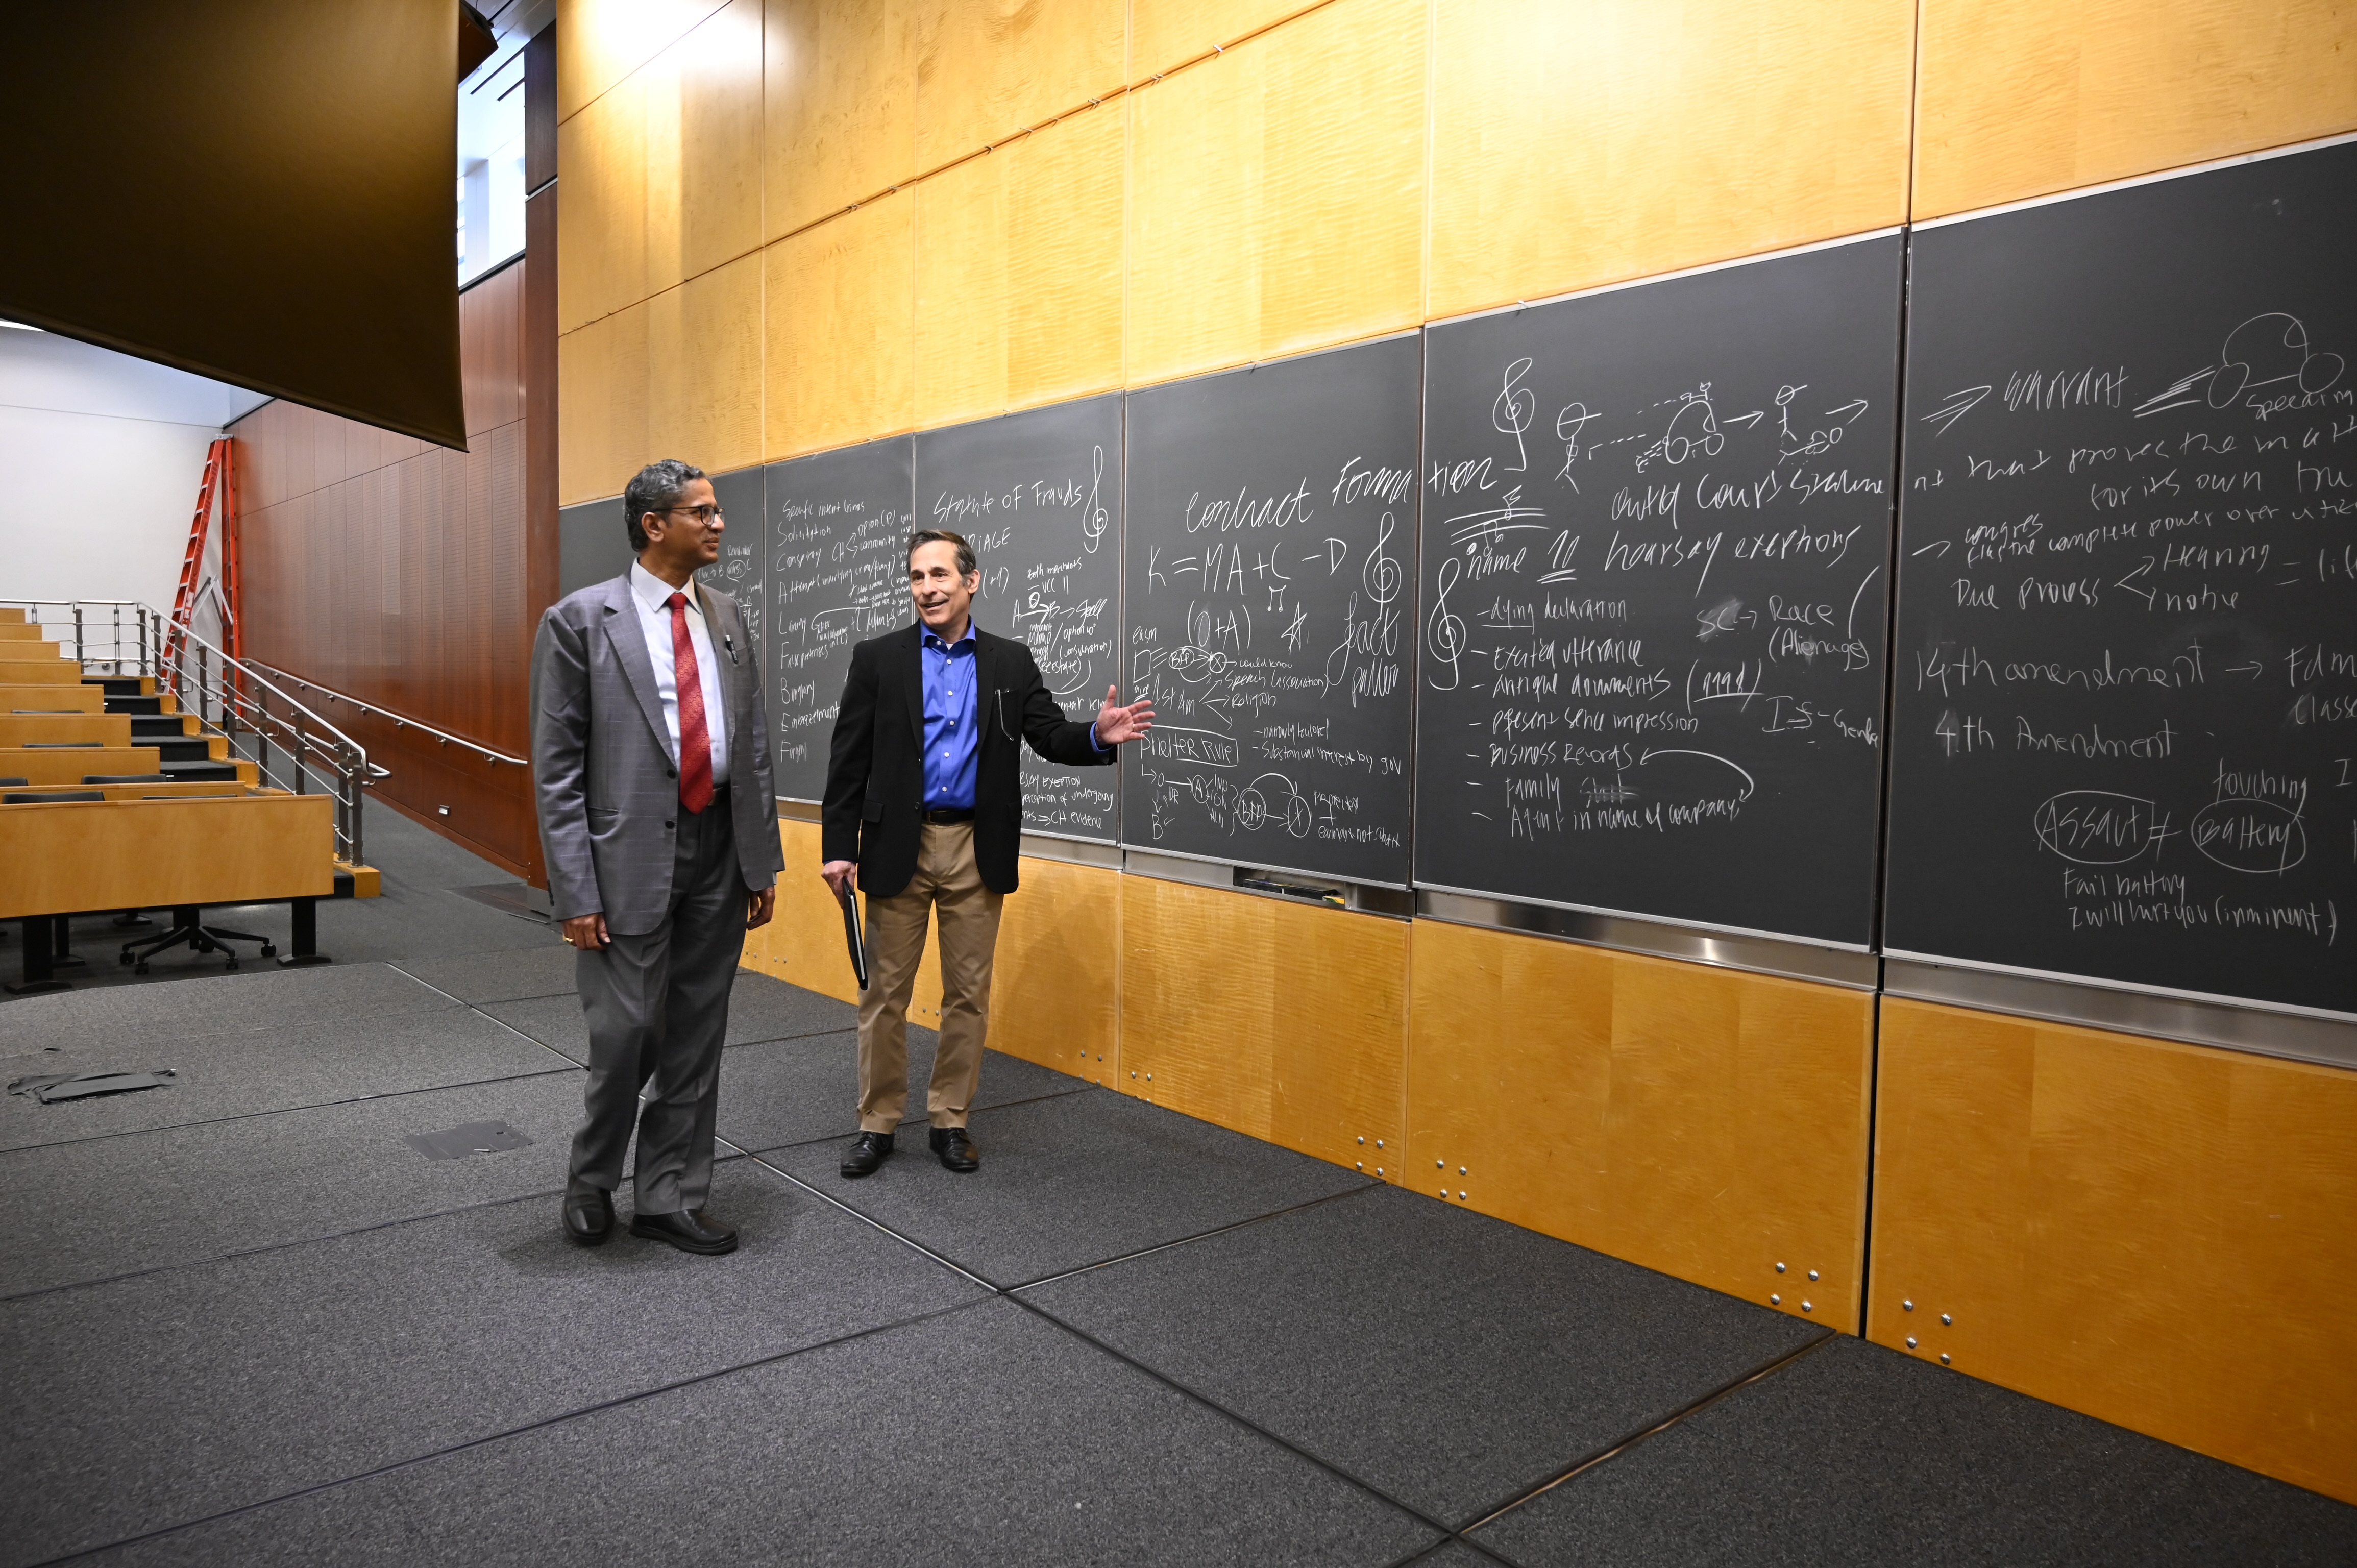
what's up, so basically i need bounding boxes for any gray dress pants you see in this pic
[569,787,745,1215]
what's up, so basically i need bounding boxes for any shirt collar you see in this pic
[630,561,698,615]
[922,619,975,653]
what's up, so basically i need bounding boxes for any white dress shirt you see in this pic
[628,561,730,786]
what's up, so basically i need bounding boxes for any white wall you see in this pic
[0,325,270,628]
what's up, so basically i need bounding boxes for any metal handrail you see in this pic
[2,598,379,869]
[245,662,529,767]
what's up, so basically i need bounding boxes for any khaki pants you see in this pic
[857,821,1002,1132]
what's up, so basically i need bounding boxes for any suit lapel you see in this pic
[601,575,672,756]
[973,628,1000,755]
[696,582,745,729]
[903,624,925,752]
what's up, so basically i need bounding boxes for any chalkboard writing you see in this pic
[1122,336,1420,885]
[1886,143,2356,1014]
[765,438,914,801]
[697,463,766,657]
[916,396,1122,841]
[1416,236,1904,944]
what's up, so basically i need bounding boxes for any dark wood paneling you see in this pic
[525,22,556,194]
[232,259,549,880]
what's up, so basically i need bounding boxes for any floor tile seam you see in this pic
[725,1080,1115,1162]
[736,1149,1002,1293]
[1384,1535,1521,1568]
[385,962,593,1072]
[25,1294,1001,1568]
[0,997,467,1058]
[1458,1328,1839,1534]
[1008,1181,1385,1293]
[1008,1291,1463,1546]
[0,1157,753,1306]
[0,1064,583,1157]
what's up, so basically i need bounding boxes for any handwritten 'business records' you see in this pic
[1416,237,1904,944]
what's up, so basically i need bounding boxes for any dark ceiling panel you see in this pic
[0,0,469,450]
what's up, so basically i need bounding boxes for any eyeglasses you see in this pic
[660,504,725,525]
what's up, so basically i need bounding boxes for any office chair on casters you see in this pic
[119,906,277,974]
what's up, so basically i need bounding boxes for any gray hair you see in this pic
[906,529,976,577]
[623,459,707,553]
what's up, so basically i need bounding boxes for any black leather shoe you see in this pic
[930,1125,980,1172]
[840,1129,895,1179]
[561,1185,613,1246]
[629,1207,738,1255]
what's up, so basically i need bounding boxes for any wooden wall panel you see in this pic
[557,0,732,121]
[989,854,1118,1083]
[231,267,545,878]
[914,100,1124,428]
[1870,1001,2357,1504]
[764,0,919,240]
[763,191,915,457]
[914,0,1127,170]
[1125,0,1427,388]
[1427,0,1914,322]
[1118,876,1407,1172]
[557,66,649,332]
[648,252,765,473]
[1131,0,1326,81]
[648,0,768,295]
[1913,0,2357,220]
[1407,919,1875,1330]
[558,298,653,504]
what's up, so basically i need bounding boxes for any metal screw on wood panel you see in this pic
[1437,1160,1444,1169]
[1357,1163,1364,1170]
[1807,1270,1819,1281]
[1903,1299,1914,1311]
[1458,1166,1466,1174]
[1906,1336,1918,1349]
[1802,1301,1812,1313]
[1358,1137,1365,1145]
[1376,1140,1384,1148]
[1776,1262,1786,1273]
[1376,1167,1383,1175]
[1458,1190,1466,1199]
[1940,1353,1951,1365]
[1771,1294,1781,1305]
[1941,1314,1952,1326]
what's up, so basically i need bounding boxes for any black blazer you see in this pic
[822,622,1114,897]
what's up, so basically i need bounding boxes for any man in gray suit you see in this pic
[532,459,783,1255]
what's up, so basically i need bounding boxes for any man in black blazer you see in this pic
[822,530,1152,1177]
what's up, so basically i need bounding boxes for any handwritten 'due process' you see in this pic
[1122,337,1421,887]
[1416,237,1905,945]
[1885,143,2356,1014]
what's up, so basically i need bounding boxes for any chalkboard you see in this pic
[1415,236,1904,944]
[1122,335,1420,885]
[916,396,1122,841]
[1886,143,2357,1015]
[696,463,766,659]
[765,437,914,801]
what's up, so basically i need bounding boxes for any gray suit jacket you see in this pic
[531,573,785,934]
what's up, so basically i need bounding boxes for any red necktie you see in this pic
[666,592,715,814]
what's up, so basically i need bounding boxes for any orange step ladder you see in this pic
[163,437,241,669]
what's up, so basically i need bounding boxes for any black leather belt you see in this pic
[922,807,974,824]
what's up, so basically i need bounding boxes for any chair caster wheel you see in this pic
[225,958,240,971]
[118,952,133,966]
[260,944,277,958]
[133,963,150,975]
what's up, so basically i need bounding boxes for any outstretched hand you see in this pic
[1093,685,1156,746]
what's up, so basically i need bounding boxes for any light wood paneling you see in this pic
[0,794,334,919]
[558,0,732,121]
[1427,0,1914,321]
[1870,1000,2357,1504]
[915,100,1124,427]
[1914,1,2357,220]
[989,853,1117,1083]
[647,0,768,300]
[0,685,103,712]
[765,0,920,239]
[0,748,190,786]
[1118,876,1407,1171]
[742,819,941,1027]
[915,0,1127,170]
[764,191,916,457]
[649,252,766,473]
[1408,919,1876,1329]
[559,65,650,331]
[559,300,653,503]
[1131,0,1326,81]
[1125,0,1428,388]
[0,715,132,747]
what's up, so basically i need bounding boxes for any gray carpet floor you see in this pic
[2,809,2349,1565]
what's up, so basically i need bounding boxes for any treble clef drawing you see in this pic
[1363,510,1402,606]
[1426,555,1465,692]
[1493,357,1536,473]
[1082,444,1109,553]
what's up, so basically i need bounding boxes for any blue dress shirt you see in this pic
[922,625,981,810]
